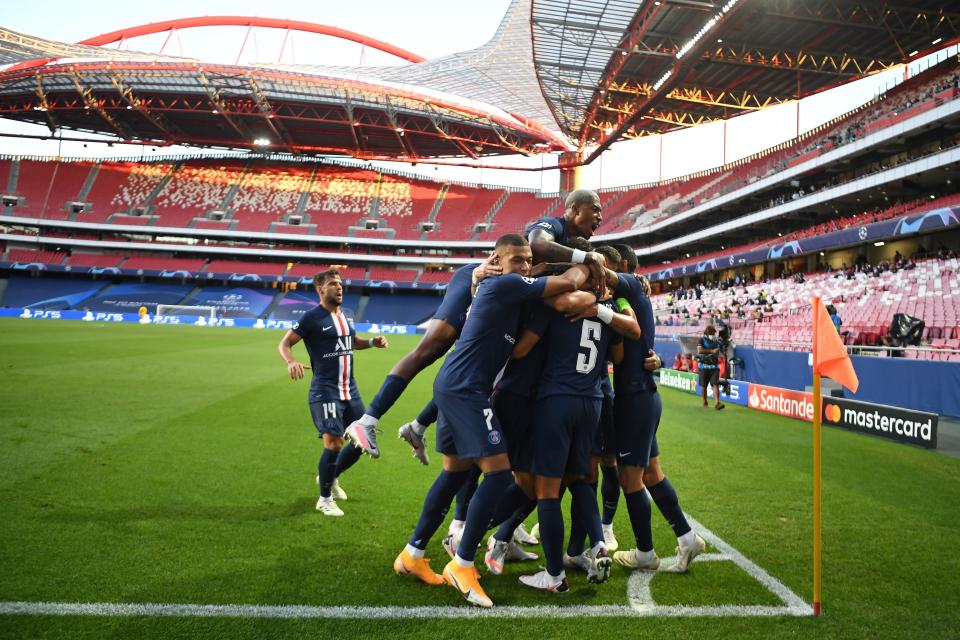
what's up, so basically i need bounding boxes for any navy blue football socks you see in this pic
[416,399,439,428]
[488,482,532,537]
[600,465,621,525]
[408,469,470,550]
[453,466,481,521]
[537,498,564,576]
[456,469,512,562]
[565,480,597,557]
[569,479,604,550]
[334,442,362,478]
[494,497,536,543]
[624,488,654,552]
[648,477,692,538]
[317,448,338,498]
[366,374,408,420]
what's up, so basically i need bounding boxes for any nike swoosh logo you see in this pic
[619,452,631,458]
[322,325,334,331]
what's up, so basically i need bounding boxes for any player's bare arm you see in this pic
[355,336,389,350]
[528,227,606,285]
[278,330,305,380]
[540,263,590,297]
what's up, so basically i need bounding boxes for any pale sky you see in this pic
[0,2,955,190]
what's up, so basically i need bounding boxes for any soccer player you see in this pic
[393,234,590,608]
[598,247,706,573]
[344,254,500,459]
[278,269,388,517]
[526,189,607,285]
[512,255,632,592]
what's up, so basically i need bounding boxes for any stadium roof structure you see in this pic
[533,0,960,162]
[0,7,569,160]
[0,0,958,164]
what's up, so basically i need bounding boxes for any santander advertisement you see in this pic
[747,384,815,422]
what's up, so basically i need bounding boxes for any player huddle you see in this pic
[279,190,705,608]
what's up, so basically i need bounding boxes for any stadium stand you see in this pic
[478,192,561,240]
[67,252,125,268]
[151,163,246,228]
[367,268,418,282]
[416,270,457,284]
[429,184,503,240]
[121,256,208,272]
[204,260,287,276]
[6,248,66,264]
[1,275,108,309]
[361,291,440,325]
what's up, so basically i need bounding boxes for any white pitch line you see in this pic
[0,515,812,619]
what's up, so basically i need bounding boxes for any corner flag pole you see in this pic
[812,297,823,616]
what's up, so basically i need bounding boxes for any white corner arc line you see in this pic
[625,514,813,618]
[0,514,812,619]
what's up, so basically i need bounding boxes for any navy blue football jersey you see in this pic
[433,263,478,333]
[535,300,621,400]
[293,305,359,401]
[524,216,570,244]
[435,273,547,395]
[613,273,657,393]
[496,303,548,398]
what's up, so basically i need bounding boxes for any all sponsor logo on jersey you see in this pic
[748,384,814,421]
[822,396,938,449]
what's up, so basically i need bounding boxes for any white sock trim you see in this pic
[405,544,425,559]
[454,554,473,568]
[678,531,697,547]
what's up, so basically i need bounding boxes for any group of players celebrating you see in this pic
[279,189,705,608]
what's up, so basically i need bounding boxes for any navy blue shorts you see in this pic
[434,390,508,460]
[309,397,365,437]
[614,390,662,468]
[531,395,601,478]
[491,388,535,472]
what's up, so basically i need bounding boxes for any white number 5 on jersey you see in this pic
[576,319,602,374]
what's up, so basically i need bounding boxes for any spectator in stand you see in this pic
[697,326,724,410]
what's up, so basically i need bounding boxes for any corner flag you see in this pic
[813,298,859,393]
[810,296,859,618]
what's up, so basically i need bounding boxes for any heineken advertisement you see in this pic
[658,369,698,393]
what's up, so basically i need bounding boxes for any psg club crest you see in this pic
[487,430,502,445]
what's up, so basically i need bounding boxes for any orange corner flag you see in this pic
[813,297,859,393]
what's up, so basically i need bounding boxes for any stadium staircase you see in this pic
[470,190,510,240]
[259,290,288,320]
[5,159,18,195]
[354,294,371,321]
[419,183,449,240]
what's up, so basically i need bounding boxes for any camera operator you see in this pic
[697,325,725,410]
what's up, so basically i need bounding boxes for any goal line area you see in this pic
[0,515,812,620]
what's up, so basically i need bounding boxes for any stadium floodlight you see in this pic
[253,137,271,146]
[156,305,217,319]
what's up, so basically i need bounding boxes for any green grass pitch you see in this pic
[0,318,958,639]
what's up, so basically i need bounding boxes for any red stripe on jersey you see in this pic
[333,311,351,400]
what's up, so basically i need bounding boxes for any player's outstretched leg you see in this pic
[398,399,437,465]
